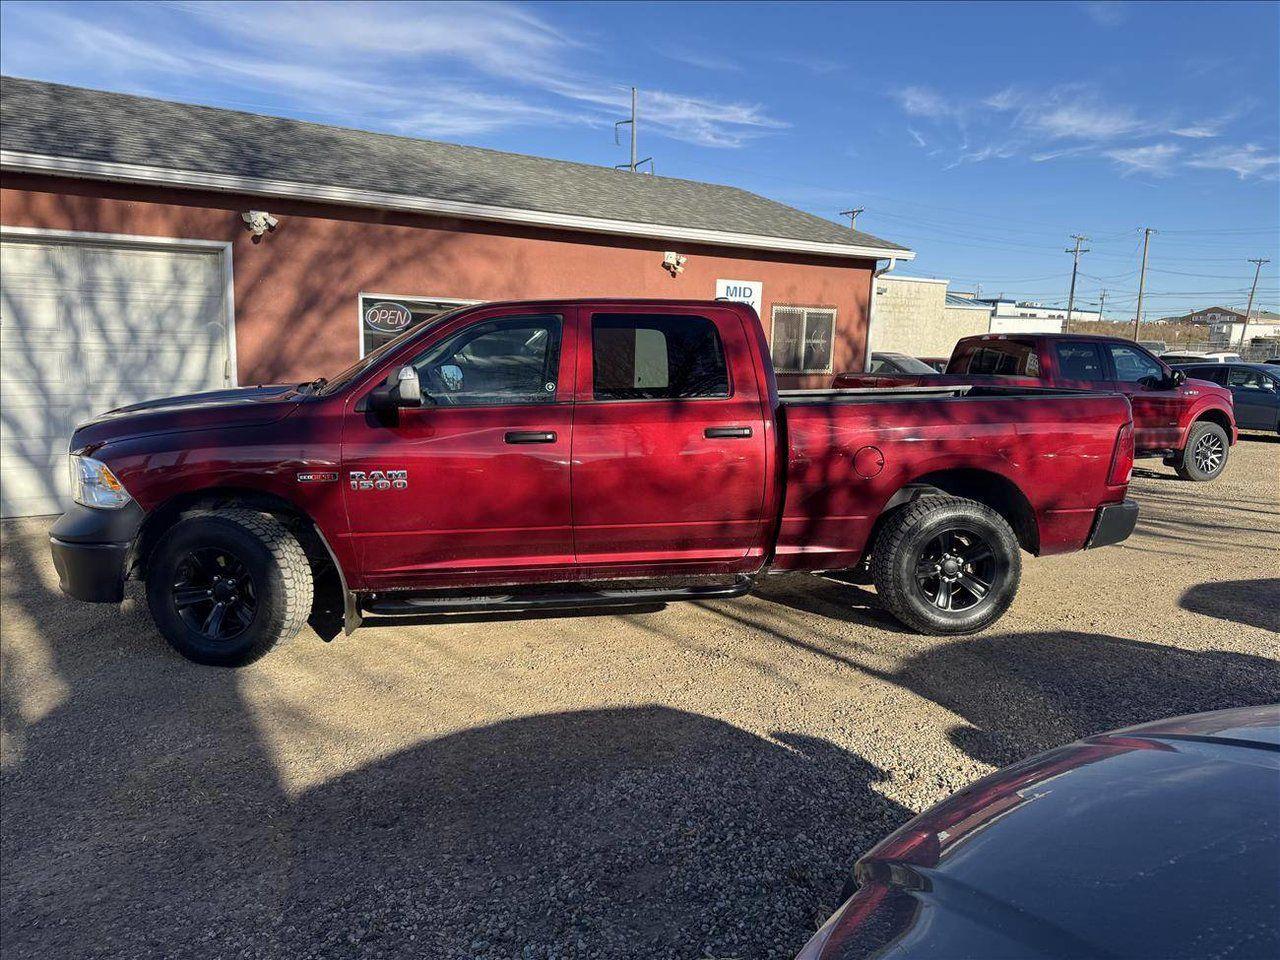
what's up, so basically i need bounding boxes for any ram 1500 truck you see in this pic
[834,332,1237,481]
[51,300,1138,666]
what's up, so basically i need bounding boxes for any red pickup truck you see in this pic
[835,333,1237,481]
[51,300,1137,666]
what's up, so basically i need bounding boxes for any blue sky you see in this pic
[3,0,1277,317]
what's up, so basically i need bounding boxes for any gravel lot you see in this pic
[3,437,1278,960]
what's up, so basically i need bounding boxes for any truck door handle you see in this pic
[705,426,753,439]
[504,430,557,444]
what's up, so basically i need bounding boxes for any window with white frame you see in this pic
[358,294,480,357]
[770,305,836,374]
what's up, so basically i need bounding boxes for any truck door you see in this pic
[570,307,769,570]
[1105,342,1182,451]
[342,308,577,589]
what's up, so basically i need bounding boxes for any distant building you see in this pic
[1157,306,1280,347]
[868,275,991,359]
[975,297,1101,334]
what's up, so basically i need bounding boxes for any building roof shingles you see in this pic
[1,76,909,255]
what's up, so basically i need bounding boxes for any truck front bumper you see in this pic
[48,501,145,603]
[1085,499,1139,549]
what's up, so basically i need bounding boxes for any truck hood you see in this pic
[71,385,305,450]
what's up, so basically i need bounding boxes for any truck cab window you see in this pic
[592,314,729,401]
[1108,344,1164,385]
[411,315,562,406]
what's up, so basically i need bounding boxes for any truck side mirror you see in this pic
[1167,368,1186,388]
[369,364,424,412]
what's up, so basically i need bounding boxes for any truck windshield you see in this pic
[318,306,468,395]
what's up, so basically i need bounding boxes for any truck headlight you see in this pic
[69,455,132,509]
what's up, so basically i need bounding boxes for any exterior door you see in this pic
[342,309,577,588]
[570,307,769,570]
[1106,342,1181,450]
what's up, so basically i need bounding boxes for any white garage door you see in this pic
[1,233,232,518]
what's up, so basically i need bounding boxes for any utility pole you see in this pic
[1239,257,1270,352]
[1065,234,1090,325]
[614,87,652,173]
[839,207,865,230]
[1132,227,1156,341]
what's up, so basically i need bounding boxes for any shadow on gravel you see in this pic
[2,563,911,960]
[1179,578,1280,633]
[885,631,1280,768]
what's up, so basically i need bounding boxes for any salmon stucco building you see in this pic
[0,76,913,516]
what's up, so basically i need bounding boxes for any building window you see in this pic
[770,305,836,374]
[358,294,479,357]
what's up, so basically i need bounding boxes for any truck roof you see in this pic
[962,332,1144,344]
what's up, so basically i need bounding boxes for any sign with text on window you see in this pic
[715,279,763,317]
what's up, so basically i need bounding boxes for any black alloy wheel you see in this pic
[171,547,259,642]
[870,495,1022,635]
[912,526,996,612]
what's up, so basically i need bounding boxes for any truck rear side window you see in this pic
[592,314,729,401]
[1054,342,1106,381]
[951,341,1039,376]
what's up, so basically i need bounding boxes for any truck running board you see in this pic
[361,575,754,617]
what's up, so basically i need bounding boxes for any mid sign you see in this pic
[715,278,763,317]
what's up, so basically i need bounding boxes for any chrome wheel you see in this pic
[1193,433,1225,475]
[171,548,258,642]
[913,527,996,613]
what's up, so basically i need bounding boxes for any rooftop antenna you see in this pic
[614,87,653,173]
[839,207,865,229]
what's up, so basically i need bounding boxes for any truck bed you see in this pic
[770,385,1133,571]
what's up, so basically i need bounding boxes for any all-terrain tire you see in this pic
[1174,421,1229,481]
[871,495,1022,635]
[146,509,312,666]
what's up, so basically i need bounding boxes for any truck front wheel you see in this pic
[146,509,313,666]
[871,496,1022,635]
[1174,421,1229,481]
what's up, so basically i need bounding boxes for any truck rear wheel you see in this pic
[871,496,1021,635]
[1174,421,1229,481]
[146,509,313,666]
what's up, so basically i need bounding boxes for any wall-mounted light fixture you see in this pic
[241,210,278,242]
[662,251,687,277]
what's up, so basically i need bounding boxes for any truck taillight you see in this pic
[1108,422,1134,485]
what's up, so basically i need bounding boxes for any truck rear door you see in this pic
[569,306,769,569]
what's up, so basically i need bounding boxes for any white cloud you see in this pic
[1186,144,1280,179]
[2,0,784,149]
[895,86,957,120]
[1172,123,1222,139]
[1029,102,1145,140]
[1082,2,1128,28]
[1106,143,1181,176]
[886,79,1269,181]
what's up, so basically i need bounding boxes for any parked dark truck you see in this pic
[51,300,1138,666]
[834,333,1237,481]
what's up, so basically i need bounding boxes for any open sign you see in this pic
[364,301,413,334]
